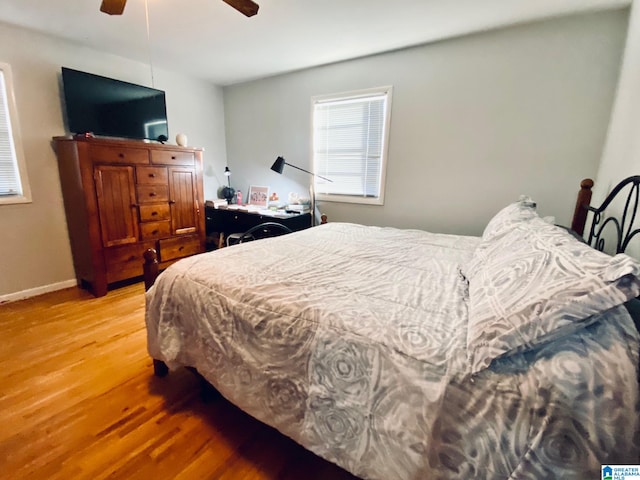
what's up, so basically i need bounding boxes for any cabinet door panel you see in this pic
[94,165,138,247]
[169,167,199,235]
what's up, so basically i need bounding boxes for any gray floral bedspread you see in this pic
[145,223,640,479]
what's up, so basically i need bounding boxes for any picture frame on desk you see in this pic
[248,185,269,208]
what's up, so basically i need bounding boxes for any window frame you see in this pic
[310,85,392,206]
[0,62,31,205]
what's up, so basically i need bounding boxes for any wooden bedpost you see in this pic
[143,248,168,377]
[571,178,594,236]
[143,248,159,291]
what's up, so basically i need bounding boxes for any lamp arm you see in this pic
[284,162,333,182]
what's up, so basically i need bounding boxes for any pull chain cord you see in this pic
[144,0,155,87]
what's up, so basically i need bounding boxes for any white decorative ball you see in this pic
[176,133,188,147]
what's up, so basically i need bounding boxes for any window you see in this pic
[312,86,392,205]
[0,63,31,205]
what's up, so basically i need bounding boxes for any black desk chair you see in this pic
[227,222,294,246]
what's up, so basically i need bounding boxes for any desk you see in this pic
[205,206,311,249]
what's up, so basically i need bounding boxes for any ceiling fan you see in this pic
[100,0,259,17]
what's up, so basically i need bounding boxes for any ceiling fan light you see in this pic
[222,0,259,17]
[100,0,127,15]
[99,0,259,18]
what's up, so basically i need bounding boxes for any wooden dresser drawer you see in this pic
[136,166,168,185]
[90,145,150,165]
[159,235,202,262]
[137,185,169,203]
[140,221,171,240]
[139,203,170,222]
[104,241,155,283]
[151,150,195,166]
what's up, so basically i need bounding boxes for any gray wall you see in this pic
[224,9,628,236]
[593,2,640,258]
[596,2,640,196]
[0,21,227,300]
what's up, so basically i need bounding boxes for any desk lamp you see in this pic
[270,156,332,226]
[222,166,235,203]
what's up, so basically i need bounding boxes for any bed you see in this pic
[144,178,640,480]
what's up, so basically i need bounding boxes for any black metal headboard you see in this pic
[572,176,640,378]
[571,175,640,254]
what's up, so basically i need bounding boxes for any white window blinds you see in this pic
[0,63,30,204]
[312,86,392,205]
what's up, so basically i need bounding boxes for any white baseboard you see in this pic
[0,279,78,304]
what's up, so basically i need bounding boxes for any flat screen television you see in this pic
[61,67,169,142]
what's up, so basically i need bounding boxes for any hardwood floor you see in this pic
[0,283,358,480]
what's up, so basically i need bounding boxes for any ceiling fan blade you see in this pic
[222,0,259,17]
[100,0,127,15]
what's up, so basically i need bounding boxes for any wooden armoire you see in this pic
[53,136,206,297]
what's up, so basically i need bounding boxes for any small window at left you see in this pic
[0,62,31,205]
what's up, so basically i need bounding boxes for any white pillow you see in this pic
[466,216,640,373]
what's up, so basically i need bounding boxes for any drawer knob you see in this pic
[149,192,156,197]
[179,246,184,251]
[149,173,156,178]
[152,230,159,234]
[128,255,136,261]
[119,153,124,158]
[171,156,176,160]
[151,211,158,216]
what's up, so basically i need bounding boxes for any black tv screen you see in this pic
[61,67,169,141]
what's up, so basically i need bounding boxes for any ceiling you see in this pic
[0,0,631,86]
